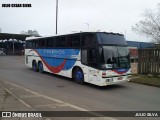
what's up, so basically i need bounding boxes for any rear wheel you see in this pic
[38,61,44,73]
[32,61,37,72]
[73,67,84,84]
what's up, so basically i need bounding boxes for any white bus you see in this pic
[25,32,131,86]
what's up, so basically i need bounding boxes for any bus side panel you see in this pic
[25,49,101,85]
[25,48,83,78]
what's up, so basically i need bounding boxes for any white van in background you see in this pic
[0,48,6,55]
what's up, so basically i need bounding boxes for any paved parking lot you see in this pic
[0,56,160,120]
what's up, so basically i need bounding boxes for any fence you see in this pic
[138,49,160,75]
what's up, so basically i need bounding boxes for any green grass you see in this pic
[130,75,160,88]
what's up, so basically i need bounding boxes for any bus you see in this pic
[25,32,131,86]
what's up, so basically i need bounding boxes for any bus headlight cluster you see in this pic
[128,76,132,81]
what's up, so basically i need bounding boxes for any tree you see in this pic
[132,3,160,44]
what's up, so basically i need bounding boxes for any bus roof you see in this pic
[25,31,124,41]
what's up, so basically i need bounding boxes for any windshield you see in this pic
[97,33,127,45]
[99,46,130,69]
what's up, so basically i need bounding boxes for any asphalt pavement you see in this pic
[0,56,160,120]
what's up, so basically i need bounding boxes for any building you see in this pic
[127,40,154,62]
[127,41,154,74]
[20,30,39,36]
[0,33,30,55]
[127,41,154,48]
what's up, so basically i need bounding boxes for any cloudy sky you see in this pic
[0,0,159,42]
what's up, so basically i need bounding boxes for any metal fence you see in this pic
[138,49,160,75]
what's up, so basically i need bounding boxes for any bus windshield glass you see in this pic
[99,46,130,69]
[97,32,127,45]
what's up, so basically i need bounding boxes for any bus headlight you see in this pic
[128,76,132,81]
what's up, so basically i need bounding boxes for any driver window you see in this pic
[88,49,97,66]
[82,49,88,65]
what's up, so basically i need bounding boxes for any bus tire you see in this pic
[73,67,84,84]
[32,60,38,72]
[38,61,44,73]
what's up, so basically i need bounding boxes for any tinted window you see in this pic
[73,35,80,47]
[46,37,54,47]
[82,34,96,46]
[39,38,46,48]
[66,35,80,47]
[38,39,42,48]
[56,36,66,47]
[35,40,38,48]
[97,33,127,45]
[32,40,38,48]
[88,48,97,66]
[26,41,32,48]
[32,40,36,48]
[66,35,74,47]
[81,49,88,64]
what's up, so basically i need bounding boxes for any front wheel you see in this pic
[73,68,84,84]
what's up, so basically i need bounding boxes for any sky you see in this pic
[0,0,159,42]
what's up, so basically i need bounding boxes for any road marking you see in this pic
[2,80,117,120]
[0,84,31,108]
[20,94,41,98]
[35,104,57,109]
[35,103,72,109]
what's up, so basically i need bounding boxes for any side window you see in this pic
[46,37,54,47]
[35,40,38,48]
[88,48,97,66]
[50,37,55,47]
[32,40,36,48]
[82,34,96,47]
[27,41,32,48]
[25,41,29,48]
[56,36,66,47]
[43,38,47,48]
[38,39,42,48]
[32,40,38,49]
[67,35,74,47]
[39,38,46,48]
[73,35,80,47]
[81,49,88,65]
[67,35,80,47]
[46,38,50,47]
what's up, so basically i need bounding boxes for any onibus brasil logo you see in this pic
[2,112,42,118]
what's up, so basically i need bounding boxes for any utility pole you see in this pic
[56,0,58,35]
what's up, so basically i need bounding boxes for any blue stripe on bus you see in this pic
[36,49,80,71]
